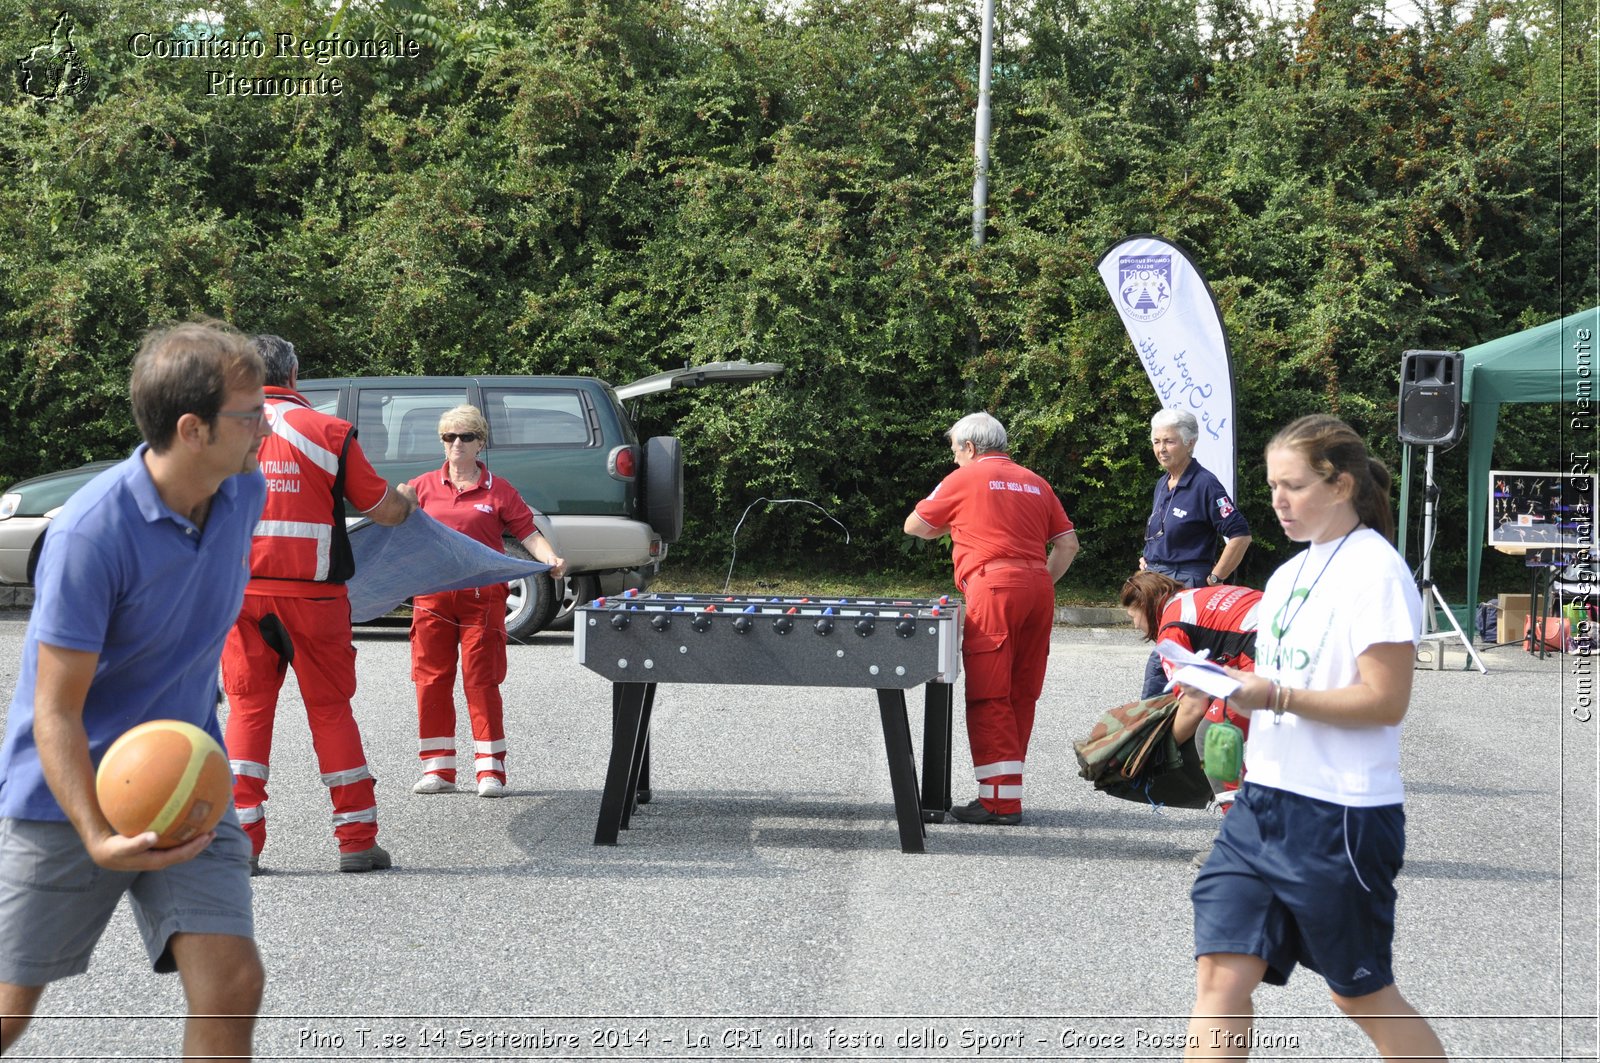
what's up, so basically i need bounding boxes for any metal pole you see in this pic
[966,0,996,364]
[1421,444,1436,596]
[1420,444,1489,673]
[1398,441,1411,566]
[971,0,996,248]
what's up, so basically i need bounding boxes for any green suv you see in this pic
[0,362,780,637]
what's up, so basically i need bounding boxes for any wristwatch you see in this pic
[1206,573,1221,585]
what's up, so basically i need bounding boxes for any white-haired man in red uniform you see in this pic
[904,412,1079,825]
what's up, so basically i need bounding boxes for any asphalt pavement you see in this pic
[0,609,1593,1062]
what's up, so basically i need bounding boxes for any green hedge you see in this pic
[1,0,1591,599]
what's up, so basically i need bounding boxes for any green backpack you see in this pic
[1202,715,1245,783]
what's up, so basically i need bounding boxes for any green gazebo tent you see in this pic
[1399,305,1600,633]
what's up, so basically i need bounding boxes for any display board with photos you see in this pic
[1488,470,1596,551]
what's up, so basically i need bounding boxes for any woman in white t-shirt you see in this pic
[1182,415,1447,1061]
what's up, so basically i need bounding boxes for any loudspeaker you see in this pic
[1398,349,1464,446]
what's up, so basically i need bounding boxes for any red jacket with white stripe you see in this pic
[247,387,390,597]
[1156,584,1262,676]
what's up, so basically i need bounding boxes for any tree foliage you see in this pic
[0,0,1589,595]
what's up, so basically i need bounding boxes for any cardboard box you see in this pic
[1498,593,1531,645]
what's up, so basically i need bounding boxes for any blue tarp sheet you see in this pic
[345,513,549,623]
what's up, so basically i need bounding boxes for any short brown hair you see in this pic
[1267,414,1396,541]
[130,321,263,452]
[1119,570,1185,643]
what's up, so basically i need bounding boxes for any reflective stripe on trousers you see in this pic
[960,567,1054,814]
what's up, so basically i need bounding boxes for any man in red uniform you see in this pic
[904,412,1080,825]
[220,335,416,873]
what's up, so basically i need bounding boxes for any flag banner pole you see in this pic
[1095,234,1240,499]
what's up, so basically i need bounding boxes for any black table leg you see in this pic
[636,719,652,805]
[596,681,651,845]
[921,682,953,823]
[1526,560,1543,658]
[620,682,656,830]
[608,684,653,807]
[1527,558,1554,660]
[877,689,926,853]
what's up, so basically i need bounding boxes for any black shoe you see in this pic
[249,856,263,877]
[946,799,1021,826]
[338,844,392,873]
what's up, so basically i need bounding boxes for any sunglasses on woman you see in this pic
[440,432,480,443]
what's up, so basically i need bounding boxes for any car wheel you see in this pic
[503,540,559,639]
[548,574,601,630]
[643,436,684,544]
[26,529,47,585]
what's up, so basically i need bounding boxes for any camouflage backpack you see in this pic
[1075,688,1190,781]
[1074,692,1214,809]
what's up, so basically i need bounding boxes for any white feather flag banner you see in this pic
[1096,235,1240,499]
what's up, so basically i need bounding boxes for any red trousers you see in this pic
[961,565,1055,814]
[221,594,379,855]
[411,585,509,784]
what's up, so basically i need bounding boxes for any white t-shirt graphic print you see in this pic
[1246,527,1423,806]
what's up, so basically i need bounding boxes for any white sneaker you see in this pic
[477,777,506,798]
[412,775,456,795]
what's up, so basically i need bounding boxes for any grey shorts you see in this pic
[0,809,253,986]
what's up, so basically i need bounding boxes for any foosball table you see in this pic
[575,592,963,853]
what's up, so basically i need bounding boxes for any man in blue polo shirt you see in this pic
[0,322,270,1058]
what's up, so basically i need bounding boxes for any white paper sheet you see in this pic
[1154,638,1242,699]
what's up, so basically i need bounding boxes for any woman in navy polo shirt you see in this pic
[1139,408,1253,697]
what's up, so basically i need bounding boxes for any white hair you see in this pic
[947,412,1008,453]
[1151,408,1199,445]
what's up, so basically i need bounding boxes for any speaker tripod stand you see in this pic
[1417,445,1487,673]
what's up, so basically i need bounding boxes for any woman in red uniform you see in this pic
[408,405,565,798]
[1120,570,1260,806]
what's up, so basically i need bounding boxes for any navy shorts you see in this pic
[1191,782,1405,998]
[0,809,253,986]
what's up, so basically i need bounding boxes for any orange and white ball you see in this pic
[95,720,232,848]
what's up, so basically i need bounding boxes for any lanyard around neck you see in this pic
[1271,525,1360,671]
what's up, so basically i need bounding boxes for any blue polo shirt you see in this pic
[0,446,267,821]
[1143,459,1251,570]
